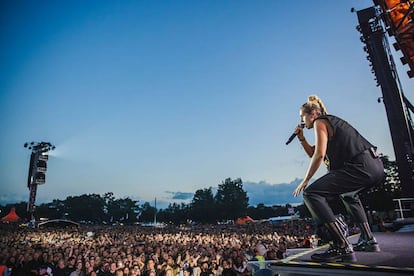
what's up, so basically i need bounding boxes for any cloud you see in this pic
[148,191,194,209]
[163,179,305,208]
[169,192,194,200]
[243,179,304,206]
[0,193,27,205]
[0,180,305,209]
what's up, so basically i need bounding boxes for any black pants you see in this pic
[303,149,384,224]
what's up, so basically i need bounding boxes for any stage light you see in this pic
[35,172,46,184]
[36,159,47,173]
[39,153,49,161]
[377,0,414,77]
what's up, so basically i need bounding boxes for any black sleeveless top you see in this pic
[315,115,374,170]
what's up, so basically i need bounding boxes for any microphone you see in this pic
[285,123,305,145]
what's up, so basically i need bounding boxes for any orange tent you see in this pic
[236,215,254,225]
[1,207,21,222]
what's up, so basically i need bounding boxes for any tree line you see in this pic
[1,156,401,225]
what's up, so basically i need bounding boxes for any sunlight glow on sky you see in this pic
[1,0,411,208]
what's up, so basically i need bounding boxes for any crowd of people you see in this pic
[0,219,318,276]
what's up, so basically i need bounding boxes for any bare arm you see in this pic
[300,139,315,158]
[294,119,328,196]
[295,125,315,157]
[302,119,328,182]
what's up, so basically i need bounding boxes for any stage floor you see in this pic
[249,232,414,275]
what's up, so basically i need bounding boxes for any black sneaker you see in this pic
[311,244,356,262]
[353,237,380,252]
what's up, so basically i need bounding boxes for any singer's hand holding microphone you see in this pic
[285,123,305,145]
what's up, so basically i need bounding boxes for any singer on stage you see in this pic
[292,95,384,262]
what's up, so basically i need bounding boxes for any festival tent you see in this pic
[1,207,21,222]
[236,215,254,225]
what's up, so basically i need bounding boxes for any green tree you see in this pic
[36,199,66,219]
[64,194,105,222]
[103,192,115,221]
[107,197,139,223]
[214,178,249,220]
[247,203,274,220]
[139,202,157,223]
[191,187,216,223]
[158,202,190,224]
[381,155,401,197]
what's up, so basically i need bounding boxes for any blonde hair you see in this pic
[301,94,328,115]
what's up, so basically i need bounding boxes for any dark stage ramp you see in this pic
[249,232,414,275]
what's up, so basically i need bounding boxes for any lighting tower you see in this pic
[24,141,55,222]
[355,4,414,196]
[375,0,414,78]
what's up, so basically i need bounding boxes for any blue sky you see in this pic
[1,0,411,209]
